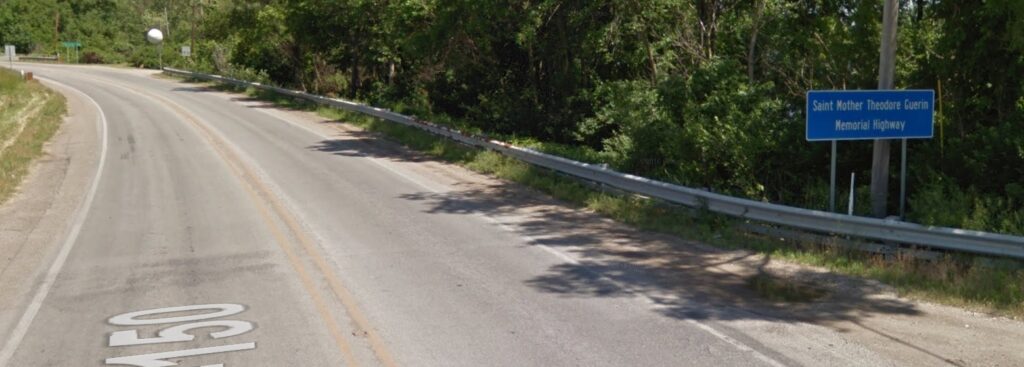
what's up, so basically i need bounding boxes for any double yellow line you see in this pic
[89,75,397,367]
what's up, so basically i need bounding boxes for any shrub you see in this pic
[81,51,104,64]
[910,173,1024,235]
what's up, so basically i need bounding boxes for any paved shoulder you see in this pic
[0,77,102,350]
[4,64,1022,367]
[2,65,369,366]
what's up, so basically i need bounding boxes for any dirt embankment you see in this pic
[0,68,66,204]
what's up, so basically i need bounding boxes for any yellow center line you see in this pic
[85,75,399,367]
[212,137,361,367]
[263,188,400,367]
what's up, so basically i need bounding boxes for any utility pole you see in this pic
[53,10,59,59]
[190,0,196,58]
[165,5,171,40]
[870,0,899,218]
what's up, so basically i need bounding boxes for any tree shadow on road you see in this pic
[396,184,921,326]
[171,83,919,326]
[171,78,962,362]
[308,136,440,164]
[391,183,961,361]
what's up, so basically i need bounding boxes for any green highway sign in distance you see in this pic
[61,41,81,48]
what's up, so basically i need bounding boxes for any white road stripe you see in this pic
[187,81,790,367]
[476,211,786,366]
[0,77,109,365]
[244,103,450,194]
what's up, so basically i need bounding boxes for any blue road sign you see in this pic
[806,90,934,141]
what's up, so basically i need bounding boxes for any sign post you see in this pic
[61,41,81,63]
[830,140,837,212]
[900,138,908,218]
[806,89,935,216]
[3,44,14,67]
[4,45,14,68]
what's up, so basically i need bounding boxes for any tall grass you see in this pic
[0,69,66,204]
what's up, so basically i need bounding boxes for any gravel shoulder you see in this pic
[0,78,100,345]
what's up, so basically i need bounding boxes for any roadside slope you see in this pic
[0,72,101,350]
[0,69,66,203]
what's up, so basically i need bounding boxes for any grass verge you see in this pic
[0,69,67,204]
[194,79,1024,318]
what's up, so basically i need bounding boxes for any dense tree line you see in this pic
[2,0,1022,234]
[0,0,173,65]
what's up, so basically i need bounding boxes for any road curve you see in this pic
[1,64,1001,367]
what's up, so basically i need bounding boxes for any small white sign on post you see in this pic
[4,45,15,66]
[181,46,191,57]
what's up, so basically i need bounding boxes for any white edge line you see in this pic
[477,212,787,367]
[202,80,790,367]
[683,318,788,367]
[220,94,449,194]
[0,77,109,365]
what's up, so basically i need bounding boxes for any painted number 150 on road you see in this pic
[104,304,256,367]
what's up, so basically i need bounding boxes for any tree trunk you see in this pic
[350,55,361,98]
[191,0,196,58]
[165,4,171,40]
[645,36,658,84]
[388,61,396,86]
[747,0,765,83]
[697,0,720,59]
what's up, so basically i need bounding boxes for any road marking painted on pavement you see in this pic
[106,343,255,367]
[477,208,787,365]
[83,75,398,367]
[128,87,359,366]
[111,73,789,367]
[109,304,246,326]
[109,320,255,347]
[189,78,792,367]
[241,103,449,194]
[104,344,256,367]
[0,78,109,366]
[105,304,256,366]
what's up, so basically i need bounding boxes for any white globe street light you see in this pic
[146,28,164,44]
[146,28,164,69]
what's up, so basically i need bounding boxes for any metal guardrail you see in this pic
[18,55,58,62]
[163,67,1024,259]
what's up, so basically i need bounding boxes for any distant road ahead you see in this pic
[0,64,1016,367]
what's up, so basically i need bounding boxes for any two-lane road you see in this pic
[0,64,988,366]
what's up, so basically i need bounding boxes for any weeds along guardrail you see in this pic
[17,55,58,62]
[163,67,1024,260]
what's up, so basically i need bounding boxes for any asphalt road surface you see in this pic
[0,64,1018,367]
